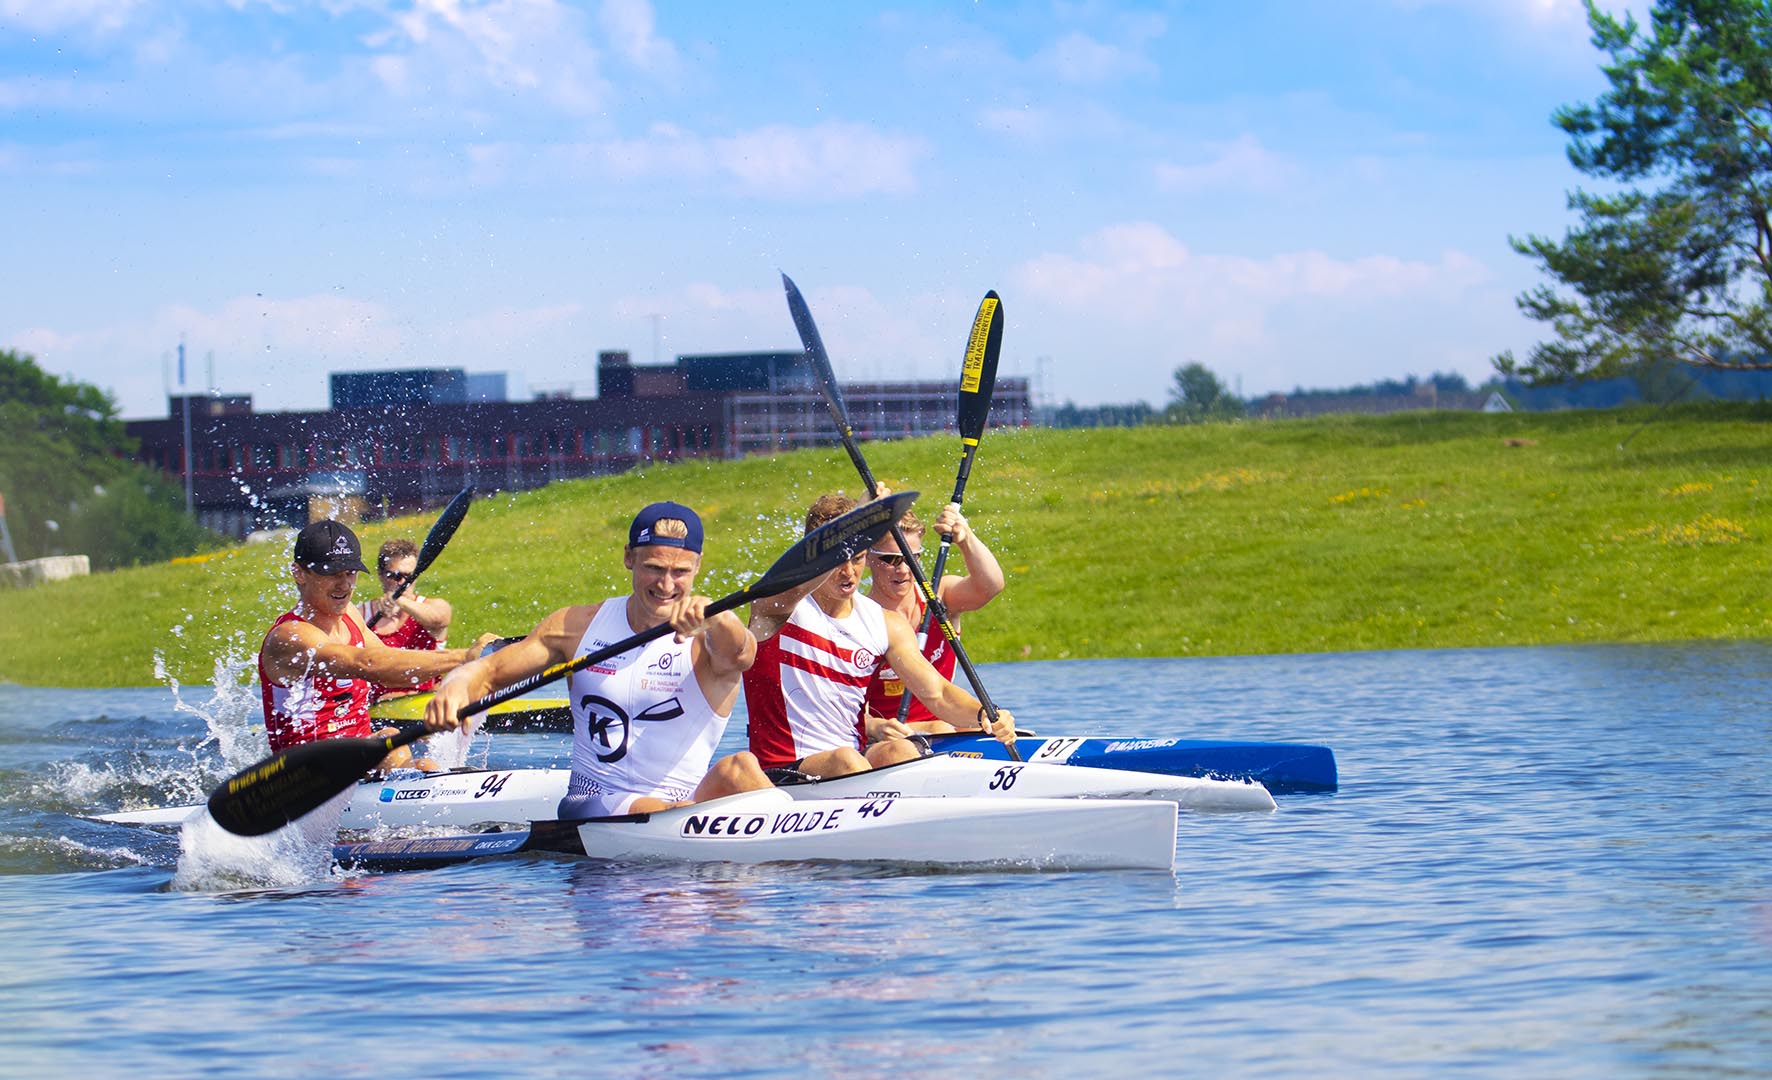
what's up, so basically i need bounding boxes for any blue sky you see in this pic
[1,0,1650,419]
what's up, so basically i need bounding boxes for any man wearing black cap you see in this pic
[258,519,493,764]
[425,501,774,816]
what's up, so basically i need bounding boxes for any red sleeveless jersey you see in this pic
[360,600,442,694]
[863,599,956,724]
[259,611,375,752]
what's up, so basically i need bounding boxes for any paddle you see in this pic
[366,485,475,631]
[205,492,918,836]
[780,273,1020,761]
[898,291,1002,724]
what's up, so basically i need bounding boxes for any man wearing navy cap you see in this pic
[425,501,773,816]
[258,519,494,766]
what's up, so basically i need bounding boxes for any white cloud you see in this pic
[603,280,970,385]
[1010,222,1503,401]
[442,118,928,198]
[711,123,928,198]
[10,294,424,417]
[1036,30,1157,84]
[597,0,679,76]
[978,105,1053,142]
[0,0,145,34]
[1383,0,1656,58]
[1155,135,1296,193]
[599,123,713,180]
[365,0,612,113]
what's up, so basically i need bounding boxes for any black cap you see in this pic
[628,501,704,552]
[293,519,370,574]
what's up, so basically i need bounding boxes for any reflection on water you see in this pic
[1,642,1770,1076]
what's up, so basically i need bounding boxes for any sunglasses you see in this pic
[867,548,923,567]
[379,569,414,583]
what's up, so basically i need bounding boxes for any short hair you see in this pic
[647,517,690,541]
[893,508,924,539]
[377,537,419,571]
[805,493,855,534]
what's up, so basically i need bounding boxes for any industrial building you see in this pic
[126,351,1030,537]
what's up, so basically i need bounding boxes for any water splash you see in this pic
[154,648,267,775]
[170,788,349,891]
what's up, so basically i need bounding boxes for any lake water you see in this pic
[2,643,1769,1078]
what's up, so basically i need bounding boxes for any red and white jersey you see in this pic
[359,598,443,694]
[565,598,730,806]
[864,597,956,724]
[259,611,374,752]
[744,593,889,768]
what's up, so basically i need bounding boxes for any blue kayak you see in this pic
[928,733,1338,794]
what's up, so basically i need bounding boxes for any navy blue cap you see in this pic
[628,502,704,553]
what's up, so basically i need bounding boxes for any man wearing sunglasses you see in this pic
[260,519,495,772]
[744,493,1017,780]
[359,536,455,697]
[862,501,1004,730]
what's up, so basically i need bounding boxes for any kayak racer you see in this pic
[423,501,776,817]
[862,498,1004,730]
[259,519,495,773]
[744,492,1017,780]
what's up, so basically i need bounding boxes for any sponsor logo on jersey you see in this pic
[579,694,686,763]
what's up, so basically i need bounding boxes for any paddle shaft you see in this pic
[901,293,1000,723]
[366,580,414,631]
[898,439,978,722]
[782,275,1017,759]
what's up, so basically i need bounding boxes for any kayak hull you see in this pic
[96,753,1269,831]
[91,767,569,829]
[573,788,1177,870]
[931,734,1338,793]
[333,789,1177,873]
[788,753,1274,811]
[369,696,1337,791]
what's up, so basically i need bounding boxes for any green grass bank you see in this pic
[2,403,1767,688]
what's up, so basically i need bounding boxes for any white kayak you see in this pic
[334,788,1177,872]
[94,753,1271,832]
[90,767,568,830]
[567,787,1177,870]
[785,753,1275,811]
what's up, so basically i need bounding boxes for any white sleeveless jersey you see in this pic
[565,598,729,805]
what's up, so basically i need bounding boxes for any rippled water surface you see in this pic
[3,643,1769,1078]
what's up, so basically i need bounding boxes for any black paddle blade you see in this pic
[958,292,1002,441]
[414,485,475,576]
[781,273,852,428]
[761,490,919,598]
[206,732,408,836]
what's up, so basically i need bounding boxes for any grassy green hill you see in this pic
[2,403,1767,687]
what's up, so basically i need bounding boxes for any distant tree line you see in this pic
[1046,365,1488,429]
[1278,371,1473,402]
[0,349,217,570]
